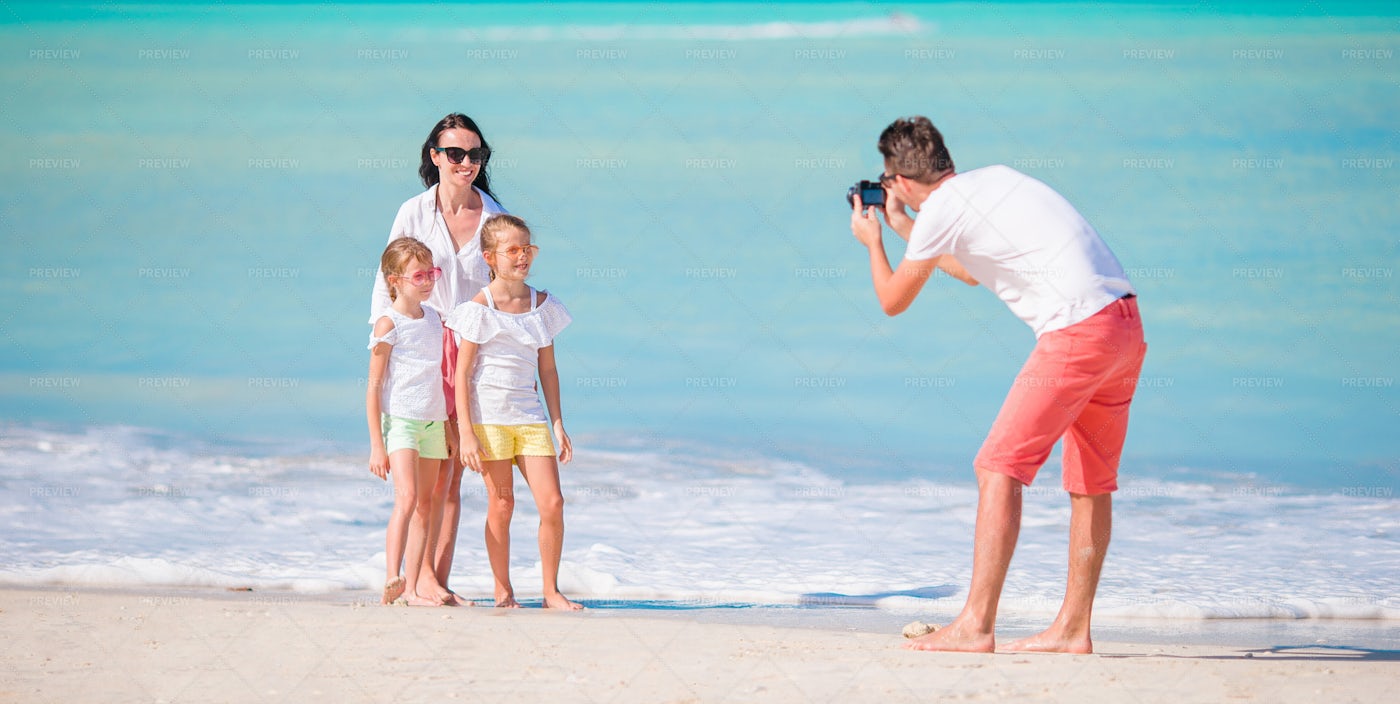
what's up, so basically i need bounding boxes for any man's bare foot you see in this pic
[495,594,521,608]
[543,592,584,611]
[902,619,995,653]
[381,576,405,605]
[1001,630,1093,654]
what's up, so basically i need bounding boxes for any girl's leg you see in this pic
[427,457,467,604]
[516,455,582,610]
[382,448,420,604]
[480,459,519,607]
[404,456,447,606]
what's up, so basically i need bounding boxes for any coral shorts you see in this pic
[472,423,556,463]
[975,296,1147,495]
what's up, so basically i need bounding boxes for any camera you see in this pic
[846,179,886,208]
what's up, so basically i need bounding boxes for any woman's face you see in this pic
[430,127,484,190]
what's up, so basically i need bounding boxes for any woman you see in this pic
[369,113,507,606]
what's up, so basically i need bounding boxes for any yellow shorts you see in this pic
[472,423,555,462]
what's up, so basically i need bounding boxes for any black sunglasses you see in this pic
[432,146,491,165]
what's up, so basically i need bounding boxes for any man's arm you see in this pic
[933,254,978,286]
[871,250,941,317]
[882,190,917,242]
[853,204,977,315]
[890,193,980,286]
[853,203,940,316]
[884,192,977,285]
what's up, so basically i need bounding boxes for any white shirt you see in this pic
[368,305,447,421]
[368,184,507,324]
[445,287,572,426]
[904,165,1135,337]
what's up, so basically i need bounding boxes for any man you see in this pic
[850,116,1146,654]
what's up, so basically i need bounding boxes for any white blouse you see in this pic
[446,287,572,426]
[368,305,447,421]
[368,184,507,324]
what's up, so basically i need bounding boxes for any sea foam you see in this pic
[2,423,1396,621]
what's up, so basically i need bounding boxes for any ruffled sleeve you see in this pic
[445,301,501,344]
[367,324,398,350]
[534,294,572,344]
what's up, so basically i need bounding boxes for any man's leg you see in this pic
[905,469,1023,653]
[1004,300,1143,652]
[1003,491,1110,654]
[907,324,1077,653]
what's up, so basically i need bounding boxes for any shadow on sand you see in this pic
[1104,644,1400,662]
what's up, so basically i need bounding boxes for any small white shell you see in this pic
[902,620,940,638]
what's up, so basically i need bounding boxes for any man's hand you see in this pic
[851,199,883,249]
[882,189,916,241]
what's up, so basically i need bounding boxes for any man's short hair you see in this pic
[878,116,955,183]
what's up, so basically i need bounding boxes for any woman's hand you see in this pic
[444,421,458,460]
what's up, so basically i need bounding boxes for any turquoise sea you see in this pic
[0,3,1397,625]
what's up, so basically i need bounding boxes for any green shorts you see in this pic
[381,414,449,460]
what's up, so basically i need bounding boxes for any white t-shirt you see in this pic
[368,305,447,421]
[904,165,1134,337]
[368,184,507,324]
[445,287,572,426]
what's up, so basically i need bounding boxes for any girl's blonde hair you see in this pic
[480,214,531,281]
[380,236,434,301]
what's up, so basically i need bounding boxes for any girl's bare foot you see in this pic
[495,593,521,608]
[404,592,444,607]
[417,583,453,605]
[381,577,406,605]
[442,591,472,607]
[543,592,584,611]
[416,570,452,604]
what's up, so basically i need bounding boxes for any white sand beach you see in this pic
[3,587,1395,703]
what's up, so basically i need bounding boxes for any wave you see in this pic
[3,422,1397,622]
[458,13,927,42]
[0,556,359,593]
[4,556,1397,622]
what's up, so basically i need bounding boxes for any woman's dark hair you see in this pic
[418,113,499,202]
[877,116,955,183]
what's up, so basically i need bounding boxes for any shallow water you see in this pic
[0,3,1395,626]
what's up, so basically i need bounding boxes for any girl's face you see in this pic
[484,227,537,282]
[391,255,438,304]
[430,127,484,191]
